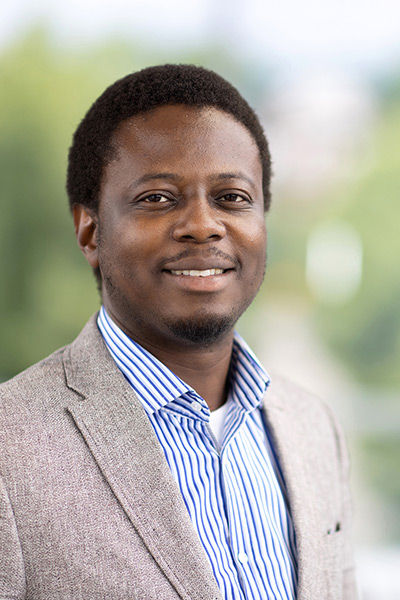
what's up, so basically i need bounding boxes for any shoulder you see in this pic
[0,344,74,488]
[0,347,70,431]
[0,315,108,485]
[0,314,100,420]
[265,373,334,420]
[0,346,66,397]
[266,373,341,425]
[264,373,350,471]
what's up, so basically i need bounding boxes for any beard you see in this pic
[165,312,236,348]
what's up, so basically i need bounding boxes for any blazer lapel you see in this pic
[262,377,322,599]
[63,316,222,600]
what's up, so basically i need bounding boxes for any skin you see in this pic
[74,104,267,411]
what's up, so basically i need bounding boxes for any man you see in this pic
[0,65,357,599]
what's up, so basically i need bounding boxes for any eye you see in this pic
[142,193,170,203]
[221,193,243,202]
[218,192,252,205]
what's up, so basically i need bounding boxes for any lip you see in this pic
[162,268,234,292]
[161,254,237,273]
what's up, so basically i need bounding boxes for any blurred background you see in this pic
[1,1,399,597]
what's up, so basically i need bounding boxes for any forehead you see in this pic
[106,105,262,185]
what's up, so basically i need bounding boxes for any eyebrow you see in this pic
[214,172,256,188]
[134,173,181,186]
[133,172,256,188]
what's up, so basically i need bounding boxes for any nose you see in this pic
[172,197,226,243]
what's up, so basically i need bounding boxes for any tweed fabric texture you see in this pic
[0,315,357,599]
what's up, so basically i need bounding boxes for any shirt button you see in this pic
[238,552,248,565]
[191,400,203,413]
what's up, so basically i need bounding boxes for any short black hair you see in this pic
[66,64,271,213]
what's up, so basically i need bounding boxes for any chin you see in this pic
[166,314,236,348]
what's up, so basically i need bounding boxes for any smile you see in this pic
[170,268,225,277]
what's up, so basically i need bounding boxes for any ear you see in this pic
[73,204,99,269]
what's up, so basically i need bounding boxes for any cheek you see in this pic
[241,220,267,263]
[103,223,147,260]
[244,226,267,290]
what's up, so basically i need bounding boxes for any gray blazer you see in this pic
[0,315,357,599]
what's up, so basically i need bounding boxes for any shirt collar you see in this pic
[97,306,270,417]
[229,331,270,411]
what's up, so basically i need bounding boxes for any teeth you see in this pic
[170,268,224,277]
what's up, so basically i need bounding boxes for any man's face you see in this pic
[91,104,266,349]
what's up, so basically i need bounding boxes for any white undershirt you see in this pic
[208,400,229,443]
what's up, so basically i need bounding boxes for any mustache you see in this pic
[159,247,239,269]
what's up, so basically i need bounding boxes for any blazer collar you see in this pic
[63,315,222,600]
[262,378,323,599]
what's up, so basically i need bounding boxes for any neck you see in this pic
[136,334,234,412]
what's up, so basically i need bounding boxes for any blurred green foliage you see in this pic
[0,30,103,379]
[313,99,400,388]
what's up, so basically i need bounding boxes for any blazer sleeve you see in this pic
[0,475,26,599]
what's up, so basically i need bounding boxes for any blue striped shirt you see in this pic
[98,306,298,599]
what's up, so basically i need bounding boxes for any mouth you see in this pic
[161,250,238,277]
[161,266,234,293]
[169,268,226,277]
